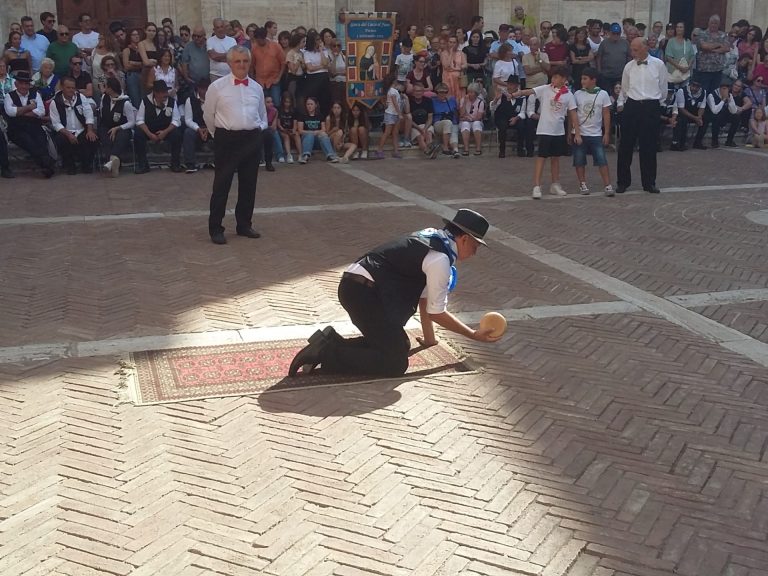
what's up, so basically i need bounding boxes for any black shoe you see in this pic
[185,164,198,173]
[725,140,737,147]
[170,164,184,173]
[692,142,707,150]
[135,164,150,174]
[526,151,534,157]
[321,326,345,346]
[615,185,627,194]
[236,227,261,239]
[81,167,93,174]
[1,168,14,179]
[210,232,227,245]
[66,166,77,175]
[288,330,329,376]
[517,150,525,157]
[644,186,661,194]
[266,163,275,172]
[711,141,719,149]
[498,151,505,158]
[42,165,55,179]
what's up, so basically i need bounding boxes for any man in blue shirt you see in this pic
[20,15,49,73]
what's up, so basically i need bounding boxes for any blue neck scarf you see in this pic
[416,228,459,292]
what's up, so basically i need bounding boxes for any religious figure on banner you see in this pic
[345,13,396,109]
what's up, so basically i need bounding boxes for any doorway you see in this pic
[56,0,148,33]
[670,0,728,35]
[375,0,480,33]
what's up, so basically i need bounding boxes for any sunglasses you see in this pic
[71,61,82,65]
[59,32,69,36]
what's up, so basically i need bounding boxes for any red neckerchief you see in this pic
[552,84,569,102]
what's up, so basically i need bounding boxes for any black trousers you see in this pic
[55,131,97,170]
[98,126,131,160]
[133,127,181,167]
[7,126,54,170]
[617,98,660,189]
[694,110,740,145]
[0,131,9,170]
[208,128,263,236]
[495,115,527,155]
[262,129,274,164]
[321,278,411,377]
[673,113,699,147]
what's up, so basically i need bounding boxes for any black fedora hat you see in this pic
[14,70,32,83]
[443,209,489,246]
[152,80,169,93]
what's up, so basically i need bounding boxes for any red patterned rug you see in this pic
[125,333,476,405]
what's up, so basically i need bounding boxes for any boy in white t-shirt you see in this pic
[395,38,414,82]
[571,67,614,196]
[513,65,578,199]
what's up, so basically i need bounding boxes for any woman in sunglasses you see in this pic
[406,55,434,96]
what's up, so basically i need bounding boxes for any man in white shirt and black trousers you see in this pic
[203,45,267,245]
[49,76,98,175]
[616,37,667,194]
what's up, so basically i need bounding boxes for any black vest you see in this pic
[142,95,175,131]
[358,233,452,326]
[683,88,706,115]
[99,94,128,129]
[495,94,525,121]
[53,92,86,129]
[6,89,42,130]
[188,94,205,129]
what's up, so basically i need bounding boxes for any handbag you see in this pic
[667,56,690,84]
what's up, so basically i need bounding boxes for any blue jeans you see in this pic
[265,84,281,107]
[126,71,142,109]
[301,132,336,158]
[271,129,285,159]
[572,135,608,167]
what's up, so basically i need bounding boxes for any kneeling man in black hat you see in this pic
[289,209,502,377]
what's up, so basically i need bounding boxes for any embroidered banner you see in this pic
[344,12,397,110]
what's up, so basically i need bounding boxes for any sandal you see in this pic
[474,150,482,155]
[461,150,470,156]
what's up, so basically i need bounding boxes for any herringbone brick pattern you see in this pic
[0,209,608,347]
[1,313,767,576]
[692,301,768,345]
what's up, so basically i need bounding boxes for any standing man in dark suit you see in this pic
[203,45,267,245]
[616,38,667,194]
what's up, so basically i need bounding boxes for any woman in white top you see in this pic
[492,44,520,92]
[154,49,177,97]
[303,30,331,117]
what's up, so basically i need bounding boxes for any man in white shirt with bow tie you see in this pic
[49,75,97,175]
[203,45,268,245]
[616,37,667,194]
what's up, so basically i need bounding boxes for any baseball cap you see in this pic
[610,23,622,34]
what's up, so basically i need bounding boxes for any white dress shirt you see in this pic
[3,91,45,118]
[618,55,667,106]
[203,74,268,135]
[50,93,94,136]
[102,96,137,130]
[136,96,181,128]
[706,93,739,115]
[184,98,206,131]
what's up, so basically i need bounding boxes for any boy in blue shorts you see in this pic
[571,67,615,196]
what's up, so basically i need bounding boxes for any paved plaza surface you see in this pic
[1,146,768,576]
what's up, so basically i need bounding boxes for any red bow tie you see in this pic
[234,78,248,86]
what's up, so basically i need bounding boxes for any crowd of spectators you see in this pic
[1,7,767,180]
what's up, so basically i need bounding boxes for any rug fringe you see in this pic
[113,356,138,407]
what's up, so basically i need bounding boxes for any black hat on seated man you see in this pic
[506,74,520,86]
[719,78,733,87]
[152,80,169,93]
[14,70,32,83]
[442,209,489,246]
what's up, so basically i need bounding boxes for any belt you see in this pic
[342,272,375,289]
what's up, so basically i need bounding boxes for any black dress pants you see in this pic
[0,131,9,170]
[8,126,55,170]
[98,126,131,159]
[133,128,181,167]
[55,131,97,171]
[495,114,526,155]
[208,128,263,236]
[617,98,660,189]
[321,278,411,377]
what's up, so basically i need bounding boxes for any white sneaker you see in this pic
[110,156,120,178]
[532,185,542,199]
[579,182,590,195]
[360,150,368,160]
[278,156,285,163]
[103,160,112,171]
[259,160,266,167]
[286,153,294,164]
[550,183,566,196]
[604,185,615,197]
[298,154,309,164]
[328,156,340,163]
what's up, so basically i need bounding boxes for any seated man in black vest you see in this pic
[98,77,136,177]
[2,70,56,178]
[49,76,98,175]
[134,80,183,174]
[288,209,502,378]
[671,80,707,151]
[694,80,739,149]
[182,78,213,172]
[492,74,527,158]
